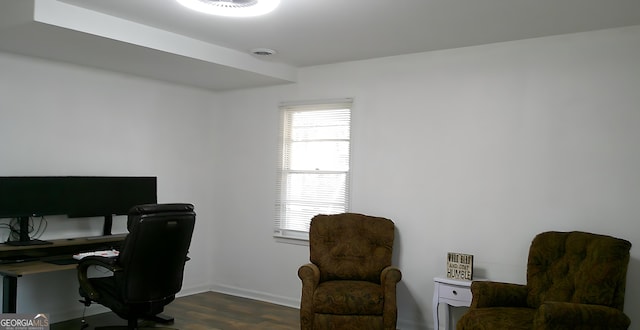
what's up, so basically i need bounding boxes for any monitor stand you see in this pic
[5,239,52,246]
[5,216,52,246]
[102,214,113,236]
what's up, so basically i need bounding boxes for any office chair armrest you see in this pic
[78,255,122,272]
[535,301,631,329]
[77,256,123,300]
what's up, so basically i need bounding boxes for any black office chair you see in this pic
[77,203,196,329]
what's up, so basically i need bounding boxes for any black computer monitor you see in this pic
[0,176,157,245]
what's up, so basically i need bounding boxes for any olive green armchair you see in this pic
[457,231,631,330]
[298,213,402,330]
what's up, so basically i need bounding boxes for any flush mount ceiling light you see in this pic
[176,0,280,17]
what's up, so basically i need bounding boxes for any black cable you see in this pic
[32,216,48,239]
[3,216,48,242]
[0,220,14,243]
[7,218,22,242]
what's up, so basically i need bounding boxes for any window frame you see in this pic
[274,99,353,241]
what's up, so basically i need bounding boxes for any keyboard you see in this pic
[73,249,119,260]
[0,255,39,264]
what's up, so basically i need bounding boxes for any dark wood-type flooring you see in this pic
[51,291,300,330]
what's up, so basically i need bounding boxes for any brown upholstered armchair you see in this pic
[457,231,632,330]
[298,213,402,330]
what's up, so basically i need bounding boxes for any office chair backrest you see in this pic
[526,231,631,310]
[116,203,196,304]
[309,213,395,283]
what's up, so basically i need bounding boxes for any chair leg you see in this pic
[79,297,92,307]
[127,318,138,330]
[150,313,174,324]
[80,319,89,330]
[79,299,90,329]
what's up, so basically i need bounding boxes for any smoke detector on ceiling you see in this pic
[176,0,280,17]
[250,48,277,56]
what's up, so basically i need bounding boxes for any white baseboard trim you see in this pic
[206,284,433,330]
[397,318,431,330]
[177,284,211,297]
[62,283,430,330]
[208,283,300,309]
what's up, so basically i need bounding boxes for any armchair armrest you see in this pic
[77,256,122,301]
[298,263,320,330]
[380,266,402,285]
[470,281,528,308]
[534,301,630,330]
[298,263,320,287]
[380,266,402,330]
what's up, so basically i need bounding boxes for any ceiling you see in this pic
[1,0,639,91]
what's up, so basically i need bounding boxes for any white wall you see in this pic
[0,52,218,321]
[213,25,640,329]
[1,24,639,330]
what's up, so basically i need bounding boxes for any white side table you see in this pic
[433,276,481,330]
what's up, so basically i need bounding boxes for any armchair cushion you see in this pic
[462,282,533,330]
[313,280,383,315]
[458,307,534,330]
[534,301,631,330]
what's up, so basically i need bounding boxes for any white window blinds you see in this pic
[274,100,352,240]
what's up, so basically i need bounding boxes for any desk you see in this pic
[0,234,126,313]
[0,260,78,312]
[433,276,482,330]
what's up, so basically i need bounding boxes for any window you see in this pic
[274,99,352,240]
